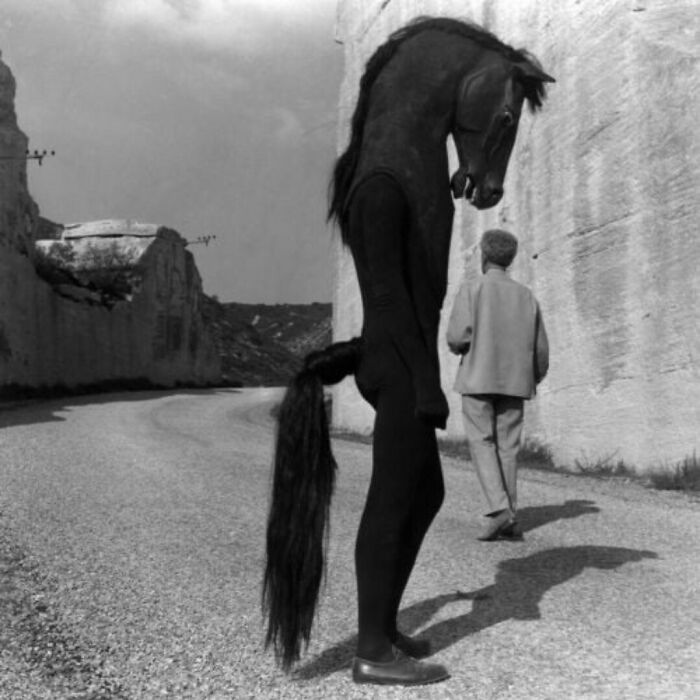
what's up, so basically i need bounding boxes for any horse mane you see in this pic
[327,16,549,239]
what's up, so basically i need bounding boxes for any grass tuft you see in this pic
[573,452,632,478]
[648,453,700,491]
[516,439,557,472]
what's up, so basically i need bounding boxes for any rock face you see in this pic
[332,0,700,472]
[0,55,219,393]
[203,300,332,386]
[0,53,38,258]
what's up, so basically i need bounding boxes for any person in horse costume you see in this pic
[263,16,554,686]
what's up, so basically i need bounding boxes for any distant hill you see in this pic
[202,297,332,386]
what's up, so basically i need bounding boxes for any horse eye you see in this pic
[502,111,515,127]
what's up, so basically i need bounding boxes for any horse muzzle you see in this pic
[450,167,475,200]
[450,168,503,208]
[473,186,503,209]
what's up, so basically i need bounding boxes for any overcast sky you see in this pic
[0,0,343,303]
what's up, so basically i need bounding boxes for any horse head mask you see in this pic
[450,57,555,208]
[330,18,555,235]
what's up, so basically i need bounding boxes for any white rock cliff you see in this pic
[331,0,700,473]
[0,54,220,393]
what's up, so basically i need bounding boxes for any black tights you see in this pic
[355,375,444,660]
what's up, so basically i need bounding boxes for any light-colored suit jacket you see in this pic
[446,268,549,399]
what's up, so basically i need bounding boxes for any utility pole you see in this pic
[185,235,217,247]
[0,148,56,166]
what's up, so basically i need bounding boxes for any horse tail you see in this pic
[262,337,363,670]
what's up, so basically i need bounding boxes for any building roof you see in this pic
[61,219,162,240]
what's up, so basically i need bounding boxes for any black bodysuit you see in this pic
[347,173,447,660]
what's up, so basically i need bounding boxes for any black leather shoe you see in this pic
[352,646,449,686]
[393,631,432,659]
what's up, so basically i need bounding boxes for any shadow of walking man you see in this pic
[516,499,600,533]
[413,546,657,654]
[295,545,656,679]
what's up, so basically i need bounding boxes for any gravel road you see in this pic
[0,388,698,699]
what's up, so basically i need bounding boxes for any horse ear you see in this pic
[514,61,556,84]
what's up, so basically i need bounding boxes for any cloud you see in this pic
[1,0,81,22]
[2,0,337,55]
[99,0,337,54]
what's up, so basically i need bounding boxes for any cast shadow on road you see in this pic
[294,545,657,680]
[0,387,240,429]
[517,499,601,533]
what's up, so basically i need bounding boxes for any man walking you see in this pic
[446,229,549,541]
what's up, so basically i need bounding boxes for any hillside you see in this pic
[202,297,332,386]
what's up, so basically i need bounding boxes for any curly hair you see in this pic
[481,229,519,267]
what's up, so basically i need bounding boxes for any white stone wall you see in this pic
[332,0,700,472]
[0,225,220,392]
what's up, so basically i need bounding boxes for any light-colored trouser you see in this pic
[461,394,524,516]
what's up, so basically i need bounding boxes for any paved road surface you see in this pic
[0,388,698,699]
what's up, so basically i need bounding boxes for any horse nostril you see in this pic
[490,188,503,203]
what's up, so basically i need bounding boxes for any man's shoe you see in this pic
[393,631,432,659]
[499,519,524,541]
[352,646,449,686]
[478,510,514,541]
